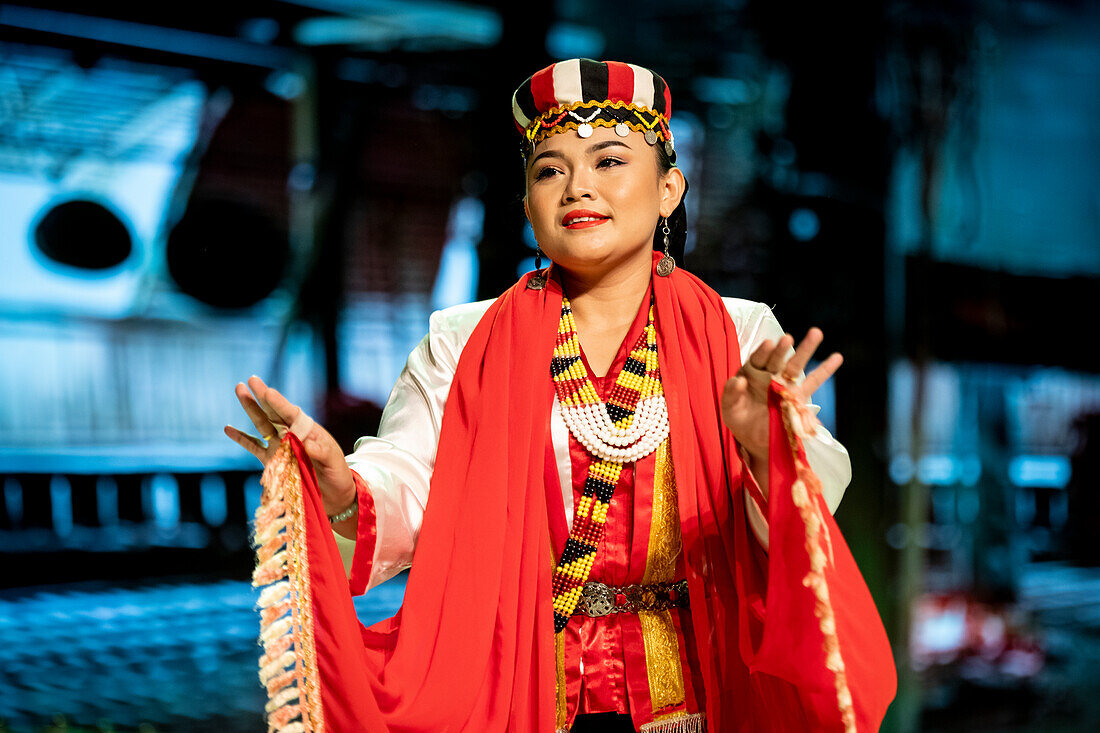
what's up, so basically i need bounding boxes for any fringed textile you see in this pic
[639,712,707,732]
[776,381,855,731]
[251,438,325,733]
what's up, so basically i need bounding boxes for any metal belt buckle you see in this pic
[580,582,615,617]
[623,583,647,612]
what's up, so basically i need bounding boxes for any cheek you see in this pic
[526,203,549,233]
[615,169,661,205]
[527,192,558,230]
[617,181,662,223]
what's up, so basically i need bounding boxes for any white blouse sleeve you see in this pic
[725,299,853,552]
[333,301,491,591]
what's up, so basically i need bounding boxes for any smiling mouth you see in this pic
[563,216,609,230]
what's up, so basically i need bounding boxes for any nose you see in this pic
[562,167,595,203]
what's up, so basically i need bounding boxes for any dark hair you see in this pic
[653,144,689,262]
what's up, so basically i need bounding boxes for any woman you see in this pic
[227,59,896,732]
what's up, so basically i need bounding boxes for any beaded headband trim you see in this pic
[518,99,675,163]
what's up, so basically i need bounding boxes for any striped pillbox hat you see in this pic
[511,58,676,163]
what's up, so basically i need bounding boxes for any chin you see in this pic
[555,246,648,272]
[555,246,617,266]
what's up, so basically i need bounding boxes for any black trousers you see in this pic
[569,712,638,732]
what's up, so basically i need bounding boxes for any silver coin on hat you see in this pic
[615,122,629,137]
[577,122,593,138]
[644,129,657,145]
[664,140,675,157]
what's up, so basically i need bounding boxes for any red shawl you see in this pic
[251,251,896,732]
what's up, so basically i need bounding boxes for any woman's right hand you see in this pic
[224,375,356,518]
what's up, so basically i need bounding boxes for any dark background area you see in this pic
[1,1,1098,731]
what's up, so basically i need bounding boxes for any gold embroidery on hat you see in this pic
[526,100,671,148]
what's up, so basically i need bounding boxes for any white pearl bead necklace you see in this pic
[561,395,669,462]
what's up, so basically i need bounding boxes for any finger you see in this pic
[266,385,316,441]
[783,327,824,380]
[248,376,300,431]
[224,425,269,463]
[246,375,286,427]
[721,375,748,411]
[235,382,278,436]
[764,333,795,373]
[749,339,775,370]
[801,352,844,396]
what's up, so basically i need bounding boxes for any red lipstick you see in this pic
[562,209,610,229]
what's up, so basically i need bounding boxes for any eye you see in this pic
[596,156,626,170]
[533,166,561,181]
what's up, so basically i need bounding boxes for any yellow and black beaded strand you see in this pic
[549,295,662,632]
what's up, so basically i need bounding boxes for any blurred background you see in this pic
[0,0,1097,731]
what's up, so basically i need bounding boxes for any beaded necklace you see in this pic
[550,294,669,632]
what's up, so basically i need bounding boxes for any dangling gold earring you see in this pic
[656,217,676,276]
[526,246,547,290]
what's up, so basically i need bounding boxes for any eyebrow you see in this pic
[529,139,632,166]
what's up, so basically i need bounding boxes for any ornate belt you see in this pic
[572,579,690,617]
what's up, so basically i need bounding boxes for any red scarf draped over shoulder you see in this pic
[252,251,896,732]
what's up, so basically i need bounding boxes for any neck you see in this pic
[558,250,653,329]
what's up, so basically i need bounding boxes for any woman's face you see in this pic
[524,125,683,277]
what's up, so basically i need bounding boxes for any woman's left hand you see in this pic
[720,328,843,460]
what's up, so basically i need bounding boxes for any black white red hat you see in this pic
[511,58,675,163]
